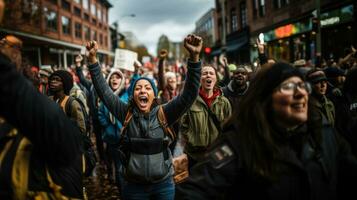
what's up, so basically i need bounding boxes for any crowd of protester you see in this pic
[1,1,357,199]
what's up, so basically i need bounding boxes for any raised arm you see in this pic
[164,34,202,125]
[218,56,230,87]
[256,38,268,66]
[0,55,81,166]
[75,55,92,90]
[85,41,128,121]
[157,49,168,91]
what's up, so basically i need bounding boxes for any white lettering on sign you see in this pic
[321,17,340,27]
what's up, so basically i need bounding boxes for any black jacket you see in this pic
[176,120,357,200]
[0,54,83,199]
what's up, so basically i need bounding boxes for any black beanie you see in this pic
[262,62,304,97]
[49,70,73,95]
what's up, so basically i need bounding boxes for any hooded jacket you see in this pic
[98,69,125,144]
[88,60,201,184]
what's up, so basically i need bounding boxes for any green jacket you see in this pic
[180,93,232,160]
[310,95,335,127]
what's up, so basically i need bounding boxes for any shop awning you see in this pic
[0,28,114,56]
[211,36,248,56]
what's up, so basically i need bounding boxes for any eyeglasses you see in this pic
[278,81,312,95]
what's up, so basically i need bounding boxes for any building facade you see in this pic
[1,0,113,68]
[248,0,356,63]
[212,0,250,64]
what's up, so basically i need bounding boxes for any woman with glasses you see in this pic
[176,62,357,200]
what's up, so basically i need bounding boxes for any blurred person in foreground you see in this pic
[0,1,84,198]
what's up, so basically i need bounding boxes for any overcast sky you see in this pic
[109,0,215,56]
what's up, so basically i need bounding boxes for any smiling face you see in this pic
[200,66,217,92]
[133,79,155,113]
[271,76,309,129]
[110,73,122,91]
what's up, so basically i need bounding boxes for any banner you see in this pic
[113,49,138,72]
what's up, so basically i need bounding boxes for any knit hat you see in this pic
[306,69,327,84]
[49,70,73,95]
[324,67,345,78]
[129,77,158,97]
[262,62,304,97]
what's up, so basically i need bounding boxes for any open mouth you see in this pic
[291,102,306,111]
[139,96,148,104]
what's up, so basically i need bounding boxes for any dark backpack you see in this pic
[60,96,97,177]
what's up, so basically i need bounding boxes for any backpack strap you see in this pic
[157,106,176,140]
[59,96,70,115]
[120,108,133,139]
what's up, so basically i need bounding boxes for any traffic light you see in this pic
[204,47,211,55]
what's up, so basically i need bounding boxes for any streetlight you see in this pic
[114,14,136,31]
[112,14,136,49]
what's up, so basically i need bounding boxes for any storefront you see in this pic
[250,3,355,64]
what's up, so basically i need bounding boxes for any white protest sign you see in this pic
[113,49,138,72]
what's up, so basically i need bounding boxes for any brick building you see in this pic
[211,0,250,64]
[0,0,113,68]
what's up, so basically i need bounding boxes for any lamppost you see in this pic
[112,14,136,49]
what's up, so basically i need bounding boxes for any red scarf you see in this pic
[199,87,221,108]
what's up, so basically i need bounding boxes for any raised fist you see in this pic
[184,34,203,62]
[159,49,168,59]
[85,41,98,64]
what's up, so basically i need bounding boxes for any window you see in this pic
[259,0,266,17]
[274,0,290,9]
[102,9,106,23]
[240,2,248,28]
[253,0,258,18]
[97,8,102,21]
[104,36,107,46]
[75,22,82,38]
[253,0,265,18]
[91,3,96,16]
[74,0,80,4]
[44,8,57,31]
[92,30,97,41]
[61,0,70,11]
[84,13,89,21]
[84,26,90,40]
[83,0,89,10]
[61,16,71,35]
[92,18,97,25]
[74,7,81,17]
[231,9,238,32]
[99,33,103,45]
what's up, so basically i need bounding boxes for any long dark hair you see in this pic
[228,66,286,180]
